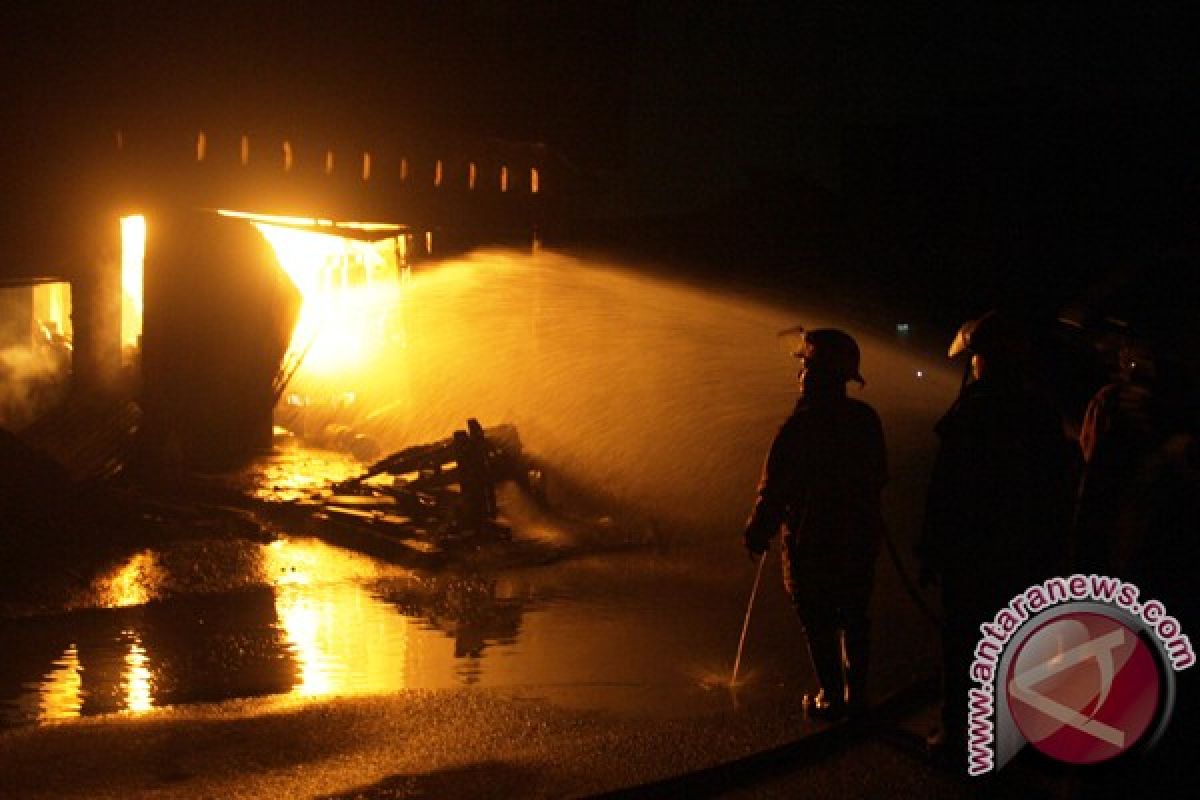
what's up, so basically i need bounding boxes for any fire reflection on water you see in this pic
[124,635,154,713]
[33,633,154,722]
[34,645,82,722]
[263,539,410,698]
[21,541,413,721]
[29,551,157,721]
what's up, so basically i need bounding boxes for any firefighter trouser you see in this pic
[787,552,875,708]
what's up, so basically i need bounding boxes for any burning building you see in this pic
[1,125,550,468]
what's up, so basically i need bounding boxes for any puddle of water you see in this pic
[1,537,807,727]
[243,447,363,504]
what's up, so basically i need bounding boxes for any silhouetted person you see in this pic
[1070,316,1200,796]
[918,311,1072,765]
[744,328,887,719]
[1075,340,1198,589]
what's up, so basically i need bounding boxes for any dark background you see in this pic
[2,1,1197,329]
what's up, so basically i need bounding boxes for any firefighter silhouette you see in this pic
[744,327,887,719]
[918,311,1073,763]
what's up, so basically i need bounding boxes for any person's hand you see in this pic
[743,527,770,558]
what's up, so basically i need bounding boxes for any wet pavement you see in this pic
[0,441,944,798]
[0,251,962,796]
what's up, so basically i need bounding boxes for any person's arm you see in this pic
[1079,384,1117,464]
[743,419,800,555]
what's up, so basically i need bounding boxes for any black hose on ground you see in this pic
[880,523,942,629]
[585,678,939,799]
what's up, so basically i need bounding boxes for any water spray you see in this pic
[730,550,768,688]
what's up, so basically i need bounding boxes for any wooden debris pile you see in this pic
[318,419,525,548]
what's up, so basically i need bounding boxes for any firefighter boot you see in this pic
[804,619,848,721]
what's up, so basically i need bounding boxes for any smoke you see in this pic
[0,343,70,431]
[284,249,959,544]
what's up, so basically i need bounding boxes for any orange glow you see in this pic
[246,218,403,379]
[196,131,207,161]
[99,550,159,607]
[283,140,294,171]
[468,162,477,190]
[531,167,540,194]
[265,539,409,698]
[400,157,409,181]
[325,150,335,175]
[362,152,372,181]
[37,645,83,721]
[240,135,250,165]
[338,221,405,232]
[124,636,154,713]
[500,165,509,192]
[120,214,146,352]
[32,281,72,342]
[434,159,444,187]
[216,209,401,233]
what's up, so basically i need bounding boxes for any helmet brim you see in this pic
[948,327,971,358]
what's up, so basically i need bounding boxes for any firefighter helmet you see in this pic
[800,328,865,385]
[948,310,1029,361]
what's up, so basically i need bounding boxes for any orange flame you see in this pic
[219,211,405,381]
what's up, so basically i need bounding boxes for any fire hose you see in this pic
[880,521,942,628]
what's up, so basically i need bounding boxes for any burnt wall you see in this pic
[140,209,299,468]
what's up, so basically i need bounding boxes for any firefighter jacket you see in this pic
[744,395,887,585]
[918,377,1071,602]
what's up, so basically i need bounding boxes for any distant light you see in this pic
[240,135,250,165]
[530,167,540,194]
[434,160,443,187]
[361,152,372,181]
[897,322,911,335]
[400,157,409,182]
[916,370,924,378]
[500,165,509,192]
[195,131,207,162]
[282,140,294,172]
[324,150,335,175]
[468,162,477,190]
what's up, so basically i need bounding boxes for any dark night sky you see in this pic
[5,3,1193,183]
[2,2,637,160]
[3,1,1197,309]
